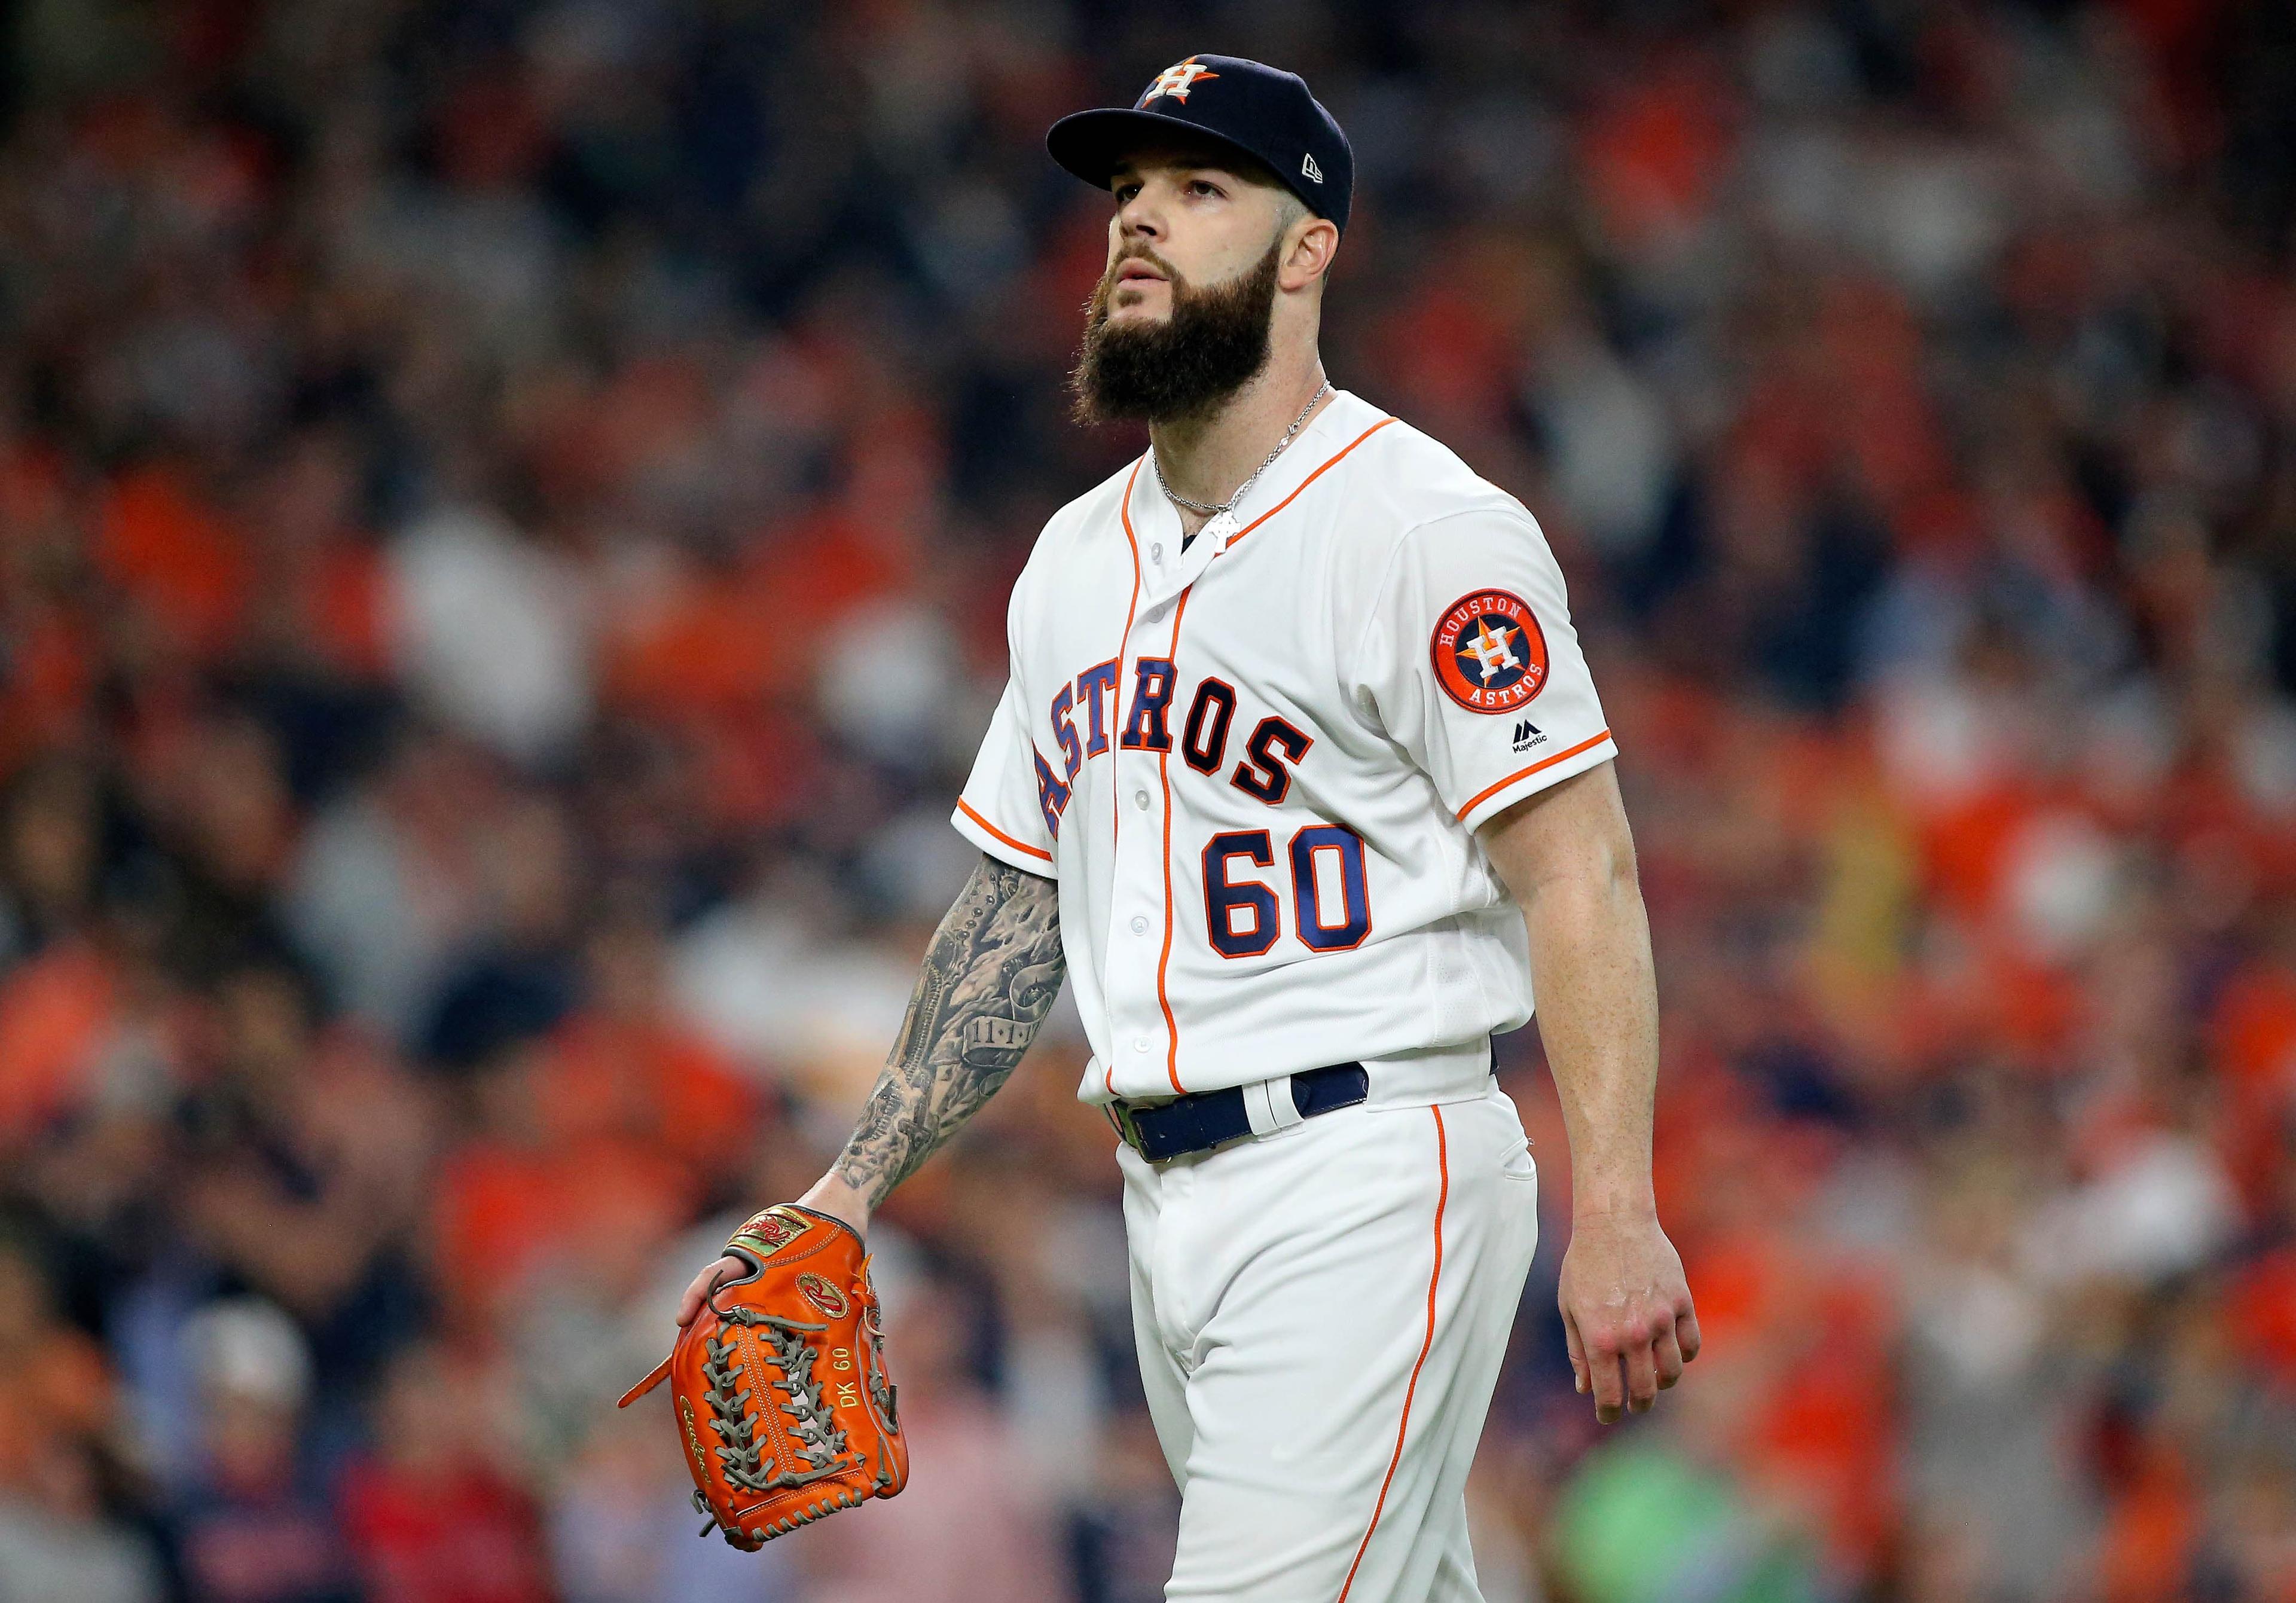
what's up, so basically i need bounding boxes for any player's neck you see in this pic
[1149,356,1332,539]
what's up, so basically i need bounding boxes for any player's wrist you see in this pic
[795,1174,873,1241]
[1569,1188,1659,1226]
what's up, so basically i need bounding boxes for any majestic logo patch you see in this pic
[1511,719,1547,753]
[1140,58,1220,105]
[1432,590,1549,713]
[796,1274,850,1319]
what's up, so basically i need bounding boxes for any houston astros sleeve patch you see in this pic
[1430,590,1549,713]
[1352,505,1616,830]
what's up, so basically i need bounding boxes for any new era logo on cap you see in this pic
[1302,152,1323,184]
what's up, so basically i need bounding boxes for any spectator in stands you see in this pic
[161,1296,359,1603]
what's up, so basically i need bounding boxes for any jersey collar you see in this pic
[1127,388,1383,602]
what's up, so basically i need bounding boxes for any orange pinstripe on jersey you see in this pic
[955,798,1053,863]
[1132,420,1396,1094]
[1452,728,1613,822]
[1336,1104,1448,1601]
[1106,457,1146,1096]
[1156,588,1193,1093]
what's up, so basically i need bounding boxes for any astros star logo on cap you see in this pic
[1140,57,1220,105]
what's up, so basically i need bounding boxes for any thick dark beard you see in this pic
[1069,238,1283,427]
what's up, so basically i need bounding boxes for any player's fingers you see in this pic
[1653,1322,1686,1390]
[1675,1302,1703,1364]
[1586,1325,1628,1422]
[677,1257,735,1327]
[1562,1305,1590,1396]
[1622,1323,1660,1413]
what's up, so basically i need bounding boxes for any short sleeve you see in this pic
[952,676,1057,871]
[1356,505,1617,832]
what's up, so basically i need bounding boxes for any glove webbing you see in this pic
[692,1308,861,1543]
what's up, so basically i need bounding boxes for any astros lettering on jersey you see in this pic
[953,389,1616,1106]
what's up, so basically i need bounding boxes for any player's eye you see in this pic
[1187,179,1223,197]
[1114,182,1141,203]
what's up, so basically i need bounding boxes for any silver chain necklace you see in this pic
[1152,380,1332,520]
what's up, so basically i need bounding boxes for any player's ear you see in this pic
[1280,213,1339,294]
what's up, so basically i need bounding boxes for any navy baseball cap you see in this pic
[1048,54,1354,235]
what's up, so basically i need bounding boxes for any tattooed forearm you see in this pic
[832,853,1065,1206]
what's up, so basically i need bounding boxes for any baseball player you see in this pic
[680,54,1700,1600]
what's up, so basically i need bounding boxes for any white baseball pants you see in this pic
[1117,1081,1541,1602]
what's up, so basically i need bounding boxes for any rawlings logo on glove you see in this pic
[619,1204,907,1548]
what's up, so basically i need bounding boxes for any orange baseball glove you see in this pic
[618,1204,907,1548]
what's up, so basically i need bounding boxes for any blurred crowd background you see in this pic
[2,0,2294,1599]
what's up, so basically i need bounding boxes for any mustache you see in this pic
[1089,246,1181,316]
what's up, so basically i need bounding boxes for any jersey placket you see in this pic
[1105,485,1234,1095]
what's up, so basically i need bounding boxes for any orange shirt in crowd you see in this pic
[536,1010,753,1185]
[95,465,251,663]
[431,1134,694,1326]
[0,940,117,1146]
[0,1324,112,1496]
[2100,1443,2199,1603]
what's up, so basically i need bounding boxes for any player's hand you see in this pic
[1558,1210,1699,1423]
[676,1253,749,1328]
[679,1178,873,1327]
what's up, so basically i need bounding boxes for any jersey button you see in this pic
[1150,542,1164,563]
[1130,915,1149,935]
[1133,1037,1151,1053]
[1133,790,1150,810]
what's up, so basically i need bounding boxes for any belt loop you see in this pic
[1266,1073,1308,1132]
[1242,1073,1308,1137]
[1241,1077,1281,1138]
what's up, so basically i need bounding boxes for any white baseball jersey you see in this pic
[952,389,1616,1106]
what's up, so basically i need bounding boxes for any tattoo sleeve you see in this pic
[832,853,1066,1206]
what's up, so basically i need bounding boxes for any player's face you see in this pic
[1097,152,1284,328]
[1069,149,1292,425]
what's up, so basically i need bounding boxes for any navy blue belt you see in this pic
[1107,1062,1370,1162]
